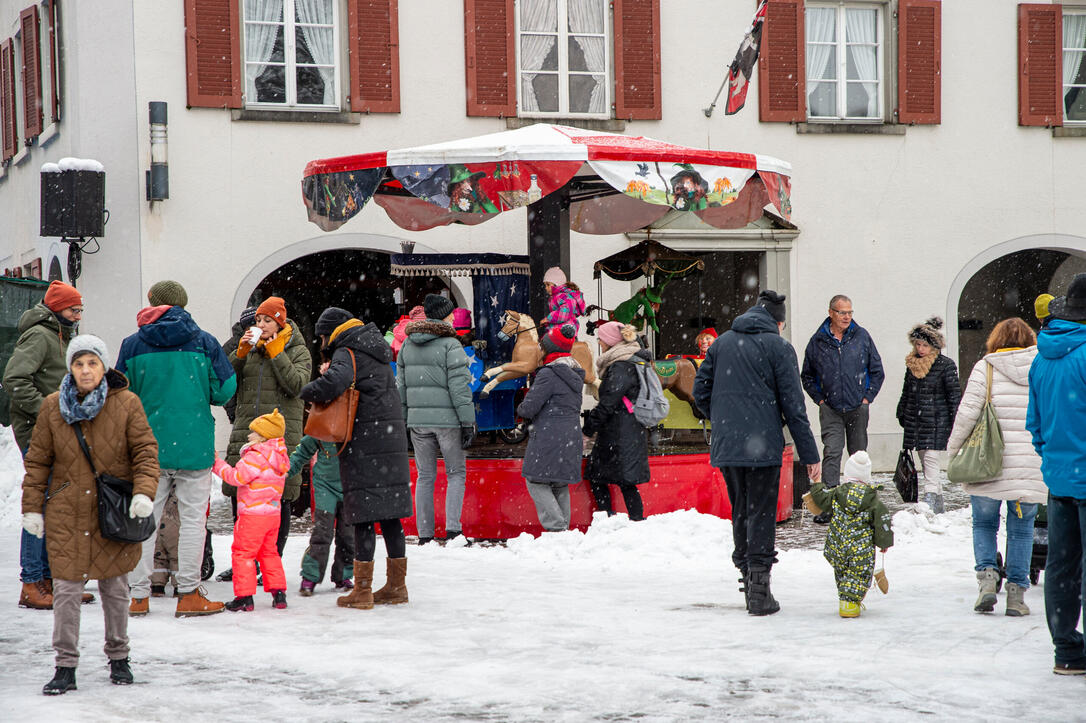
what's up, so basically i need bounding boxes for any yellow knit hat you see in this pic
[249,408,285,440]
[1035,293,1054,321]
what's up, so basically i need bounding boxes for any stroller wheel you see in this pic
[201,529,215,581]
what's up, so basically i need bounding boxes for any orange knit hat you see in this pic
[249,408,285,440]
[256,296,288,327]
[43,280,83,312]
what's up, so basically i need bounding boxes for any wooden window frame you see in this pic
[805,1,886,122]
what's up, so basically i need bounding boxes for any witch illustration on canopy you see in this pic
[669,163,711,211]
[447,164,499,213]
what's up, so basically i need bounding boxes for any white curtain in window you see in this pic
[297,0,335,105]
[806,8,835,114]
[568,0,606,113]
[846,10,878,117]
[1063,15,1086,98]
[521,0,558,112]
[244,0,284,103]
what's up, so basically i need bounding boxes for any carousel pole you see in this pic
[526,184,570,324]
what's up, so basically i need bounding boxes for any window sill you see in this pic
[38,123,60,147]
[796,122,906,135]
[505,117,626,132]
[12,147,29,166]
[231,109,361,125]
[1053,126,1086,138]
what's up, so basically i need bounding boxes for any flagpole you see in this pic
[703,75,730,117]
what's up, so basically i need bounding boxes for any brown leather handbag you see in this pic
[303,349,358,446]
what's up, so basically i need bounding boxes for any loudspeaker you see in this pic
[40,170,105,238]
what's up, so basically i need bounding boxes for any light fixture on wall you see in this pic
[146,101,169,201]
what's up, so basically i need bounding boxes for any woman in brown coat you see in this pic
[21,335,159,695]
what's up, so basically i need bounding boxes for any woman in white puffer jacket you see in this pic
[947,318,1045,618]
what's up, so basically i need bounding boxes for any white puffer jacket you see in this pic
[946,347,1046,503]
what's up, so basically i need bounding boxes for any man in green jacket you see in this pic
[397,294,476,543]
[4,280,83,610]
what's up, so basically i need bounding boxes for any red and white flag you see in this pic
[725,1,768,115]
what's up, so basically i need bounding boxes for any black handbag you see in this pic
[893,448,919,503]
[74,424,156,544]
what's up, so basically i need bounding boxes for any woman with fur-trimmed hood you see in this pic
[895,317,961,513]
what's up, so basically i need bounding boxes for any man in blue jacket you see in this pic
[694,290,820,616]
[801,294,884,522]
[1026,273,1086,676]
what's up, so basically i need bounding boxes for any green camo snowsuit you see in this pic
[809,482,894,603]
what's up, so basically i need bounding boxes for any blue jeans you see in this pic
[1045,494,1086,668]
[970,495,1038,587]
[20,528,51,583]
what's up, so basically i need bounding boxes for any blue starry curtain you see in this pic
[473,271,529,363]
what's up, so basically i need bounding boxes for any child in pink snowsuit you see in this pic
[213,408,291,611]
[543,266,586,335]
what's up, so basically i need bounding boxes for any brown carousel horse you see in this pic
[480,311,599,398]
[651,357,704,420]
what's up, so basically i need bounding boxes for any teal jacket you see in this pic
[396,319,474,428]
[287,435,343,513]
[115,306,237,470]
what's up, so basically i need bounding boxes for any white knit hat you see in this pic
[66,334,111,370]
[843,450,872,483]
[543,266,566,286]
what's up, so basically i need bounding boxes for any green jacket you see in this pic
[225,320,312,500]
[287,435,342,513]
[396,319,474,428]
[809,481,895,566]
[2,303,72,450]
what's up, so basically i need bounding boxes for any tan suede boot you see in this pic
[373,558,408,605]
[337,561,374,609]
[175,587,225,617]
[18,581,53,610]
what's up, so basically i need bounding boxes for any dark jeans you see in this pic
[819,403,869,487]
[590,481,644,521]
[1045,494,1086,667]
[354,520,407,562]
[722,465,781,571]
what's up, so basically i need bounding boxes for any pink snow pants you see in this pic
[231,514,287,596]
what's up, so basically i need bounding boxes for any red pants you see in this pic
[231,514,286,597]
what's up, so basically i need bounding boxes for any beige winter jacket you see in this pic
[946,347,1046,503]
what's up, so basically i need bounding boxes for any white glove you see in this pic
[243,326,262,346]
[22,512,44,538]
[129,493,153,519]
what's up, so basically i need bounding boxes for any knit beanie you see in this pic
[249,407,286,440]
[908,316,945,349]
[423,293,455,321]
[543,266,567,286]
[696,327,717,341]
[43,280,82,312]
[1034,293,1054,321]
[147,280,188,308]
[756,290,786,323]
[66,334,111,370]
[452,308,472,330]
[239,306,258,328]
[256,296,288,327]
[541,323,576,356]
[409,305,427,321]
[843,450,872,484]
[597,321,636,347]
[315,306,353,336]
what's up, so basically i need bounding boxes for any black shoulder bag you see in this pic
[893,448,919,504]
[73,424,156,544]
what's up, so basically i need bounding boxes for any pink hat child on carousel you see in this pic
[542,266,586,335]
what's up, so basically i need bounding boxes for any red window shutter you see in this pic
[759,0,805,122]
[897,0,941,124]
[20,5,43,140]
[48,0,60,123]
[1,40,15,161]
[183,0,241,109]
[613,0,661,120]
[464,0,515,117]
[1018,3,1062,127]
[348,0,400,113]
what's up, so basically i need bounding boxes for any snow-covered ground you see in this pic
[1,426,1083,721]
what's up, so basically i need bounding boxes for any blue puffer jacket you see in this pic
[801,320,885,411]
[1027,319,1086,498]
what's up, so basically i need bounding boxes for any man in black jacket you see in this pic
[694,291,820,616]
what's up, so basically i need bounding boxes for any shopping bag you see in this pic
[947,363,1004,484]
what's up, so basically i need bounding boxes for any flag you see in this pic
[725,1,767,115]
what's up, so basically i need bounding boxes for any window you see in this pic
[243,0,339,108]
[1066,12,1086,123]
[805,3,883,120]
[515,0,610,117]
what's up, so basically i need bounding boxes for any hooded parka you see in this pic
[517,356,586,485]
[396,319,475,428]
[583,343,651,485]
[1027,319,1086,498]
[3,303,74,450]
[896,352,961,451]
[300,320,412,524]
[21,369,160,581]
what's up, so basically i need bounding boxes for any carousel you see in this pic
[301,124,795,538]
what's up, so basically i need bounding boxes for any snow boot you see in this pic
[175,587,225,617]
[271,590,287,609]
[373,558,408,605]
[839,600,862,618]
[109,658,134,685]
[150,585,166,598]
[974,568,999,613]
[225,595,254,612]
[19,581,53,610]
[1053,661,1086,675]
[1005,582,1030,617]
[299,579,316,597]
[337,561,374,609]
[215,568,233,582]
[128,597,149,617]
[922,492,945,514]
[812,511,833,525]
[417,537,434,546]
[746,565,780,616]
[334,578,354,591]
[42,666,76,695]
[737,567,749,612]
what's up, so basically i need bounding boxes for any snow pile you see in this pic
[41,158,105,173]
[0,427,24,527]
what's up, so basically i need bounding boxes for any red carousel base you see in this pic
[402,447,794,539]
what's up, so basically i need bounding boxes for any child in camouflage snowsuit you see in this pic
[806,451,894,618]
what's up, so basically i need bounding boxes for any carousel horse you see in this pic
[652,357,704,420]
[480,311,599,398]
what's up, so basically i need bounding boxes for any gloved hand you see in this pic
[460,424,477,450]
[22,512,44,538]
[129,493,153,519]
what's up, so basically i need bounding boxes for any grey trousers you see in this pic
[411,427,467,537]
[819,404,869,487]
[526,480,571,532]
[53,575,129,668]
[130,468,212,597]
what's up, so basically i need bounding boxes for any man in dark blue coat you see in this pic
[800,294,884,522]
[694,291,820,616]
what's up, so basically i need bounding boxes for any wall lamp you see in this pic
[146,101,169,201]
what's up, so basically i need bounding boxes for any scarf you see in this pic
[59,374,109,424]
[905,351,938,379]
[596,340,641,376]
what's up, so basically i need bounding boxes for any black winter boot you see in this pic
[43,666,77,695]
[225,595,254,612]
[109,658,134,685]
[737,567,750,612]
[747,565,780,616]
